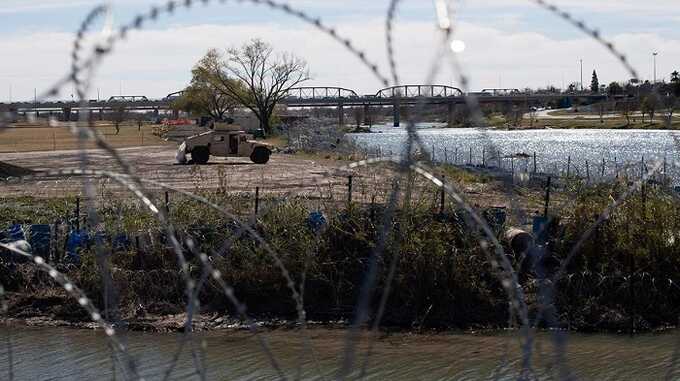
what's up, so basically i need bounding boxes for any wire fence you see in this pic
[1,0,680,380]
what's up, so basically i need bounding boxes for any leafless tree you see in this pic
[598,102,606,124]
[619,101,632,126]
[641,94,659,124]
[353,107,363,128]
[664,95,677,129]
[112,105,126,135]
[209,39,310,135]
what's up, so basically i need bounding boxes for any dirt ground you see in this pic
[0,144,556,226]
[0,145,362,199]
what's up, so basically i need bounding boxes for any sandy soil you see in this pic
[0,145,555,221]
[0,145,359,199]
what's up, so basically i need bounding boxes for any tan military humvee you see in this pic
[176,124,272,165]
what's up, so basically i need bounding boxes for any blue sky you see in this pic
[3,1,679,38]
[1,0,679,100]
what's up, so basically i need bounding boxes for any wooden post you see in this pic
[641,156,645,179]
[432,144,436,163]
[444,147,448,164]
[482,148,486,168]
[586,161,590,183]
[469,147,472,165]
[544,176,552,217]
[455,148,458,164]
[533,152,537,174]
[255,187,260,215]
[601,158,606,178]
[165,191,170,215]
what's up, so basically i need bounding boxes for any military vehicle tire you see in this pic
[191,146,210,165]
[250,147,271,164]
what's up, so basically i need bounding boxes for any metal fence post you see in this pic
[567,156,571,178]
[75,196,80,231]
[440,176,446,214]
[348,175,353,204]
[615,156,619,179]
[544,176,552,217]
[255,187,260,215]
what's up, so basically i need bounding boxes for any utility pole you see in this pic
[580,59,584,92]
[653,52,658,84]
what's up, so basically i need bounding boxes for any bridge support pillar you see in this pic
[62,107,71,122]
[338,102,344,127]
[448,102,456,128]
[393,97,401,127]
[99,109,104,120]
[363,103,371,127]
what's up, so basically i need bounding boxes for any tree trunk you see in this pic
[258,110,272,137]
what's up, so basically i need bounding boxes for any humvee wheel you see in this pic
[250,147,271,164]
[191,146,210,165]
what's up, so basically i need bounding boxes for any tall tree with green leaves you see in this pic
[607,81,622,95]
[590,70,600,93]
[173,49,243,121]
[671,70,680,97]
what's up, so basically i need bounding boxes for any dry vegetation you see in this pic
[0,121,172,153]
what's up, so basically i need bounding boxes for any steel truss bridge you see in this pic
[1,85,606,127]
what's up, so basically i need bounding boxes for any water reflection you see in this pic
[350,126,680,182]
[0,326,677,380]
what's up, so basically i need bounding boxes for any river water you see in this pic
[349,125,680,181]
[1,325,677,380]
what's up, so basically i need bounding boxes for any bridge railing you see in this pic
[375,85,464,98]
[285,87,359,100]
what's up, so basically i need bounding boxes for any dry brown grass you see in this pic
[0,121,173,153]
